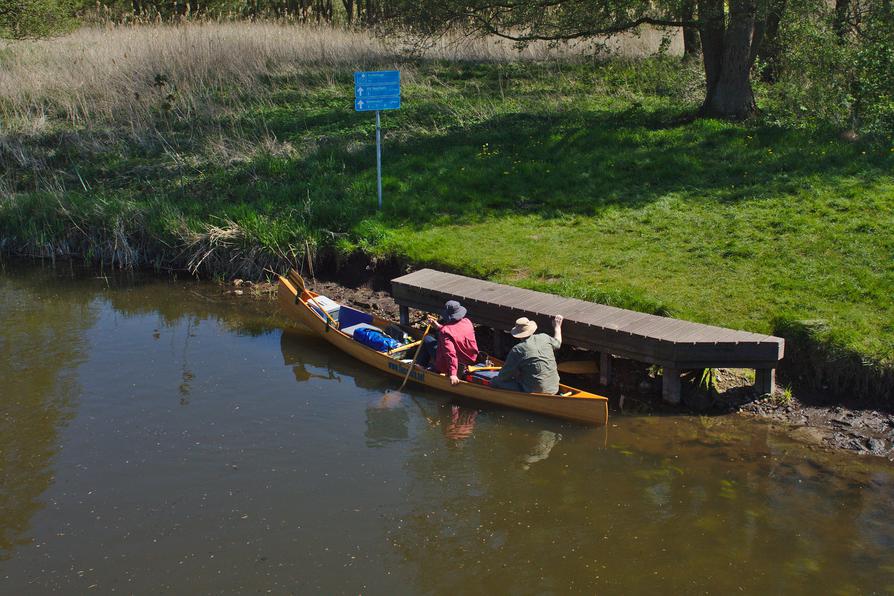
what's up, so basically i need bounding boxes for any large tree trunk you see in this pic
[698,0,759,119]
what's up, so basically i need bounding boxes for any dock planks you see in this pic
[392,269,784,370]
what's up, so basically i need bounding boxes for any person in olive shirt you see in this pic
[492,314,564,394]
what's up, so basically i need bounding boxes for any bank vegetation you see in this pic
[0,19,892,402]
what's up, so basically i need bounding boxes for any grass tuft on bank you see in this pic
[2,24,893,396]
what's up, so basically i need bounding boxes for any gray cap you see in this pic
[441,300,467,323]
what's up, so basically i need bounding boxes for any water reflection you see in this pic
[280,329,342,384]
[444,405,478,442]
[1,264,892,594]
[387,411,894,593]
[0,272,95,559]
[365,406,411,446]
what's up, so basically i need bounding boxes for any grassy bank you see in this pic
[2,24,893,399]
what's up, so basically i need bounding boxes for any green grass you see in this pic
[2,56,894,379]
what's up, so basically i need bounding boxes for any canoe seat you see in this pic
[338,305,373,331]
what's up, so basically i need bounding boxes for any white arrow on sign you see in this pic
[357,99,364,109]
[357,86,364,96]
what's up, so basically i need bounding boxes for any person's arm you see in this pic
[551,315,564,348]
[442,335,461,384]
[495,346,522,381]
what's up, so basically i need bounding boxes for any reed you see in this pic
[0,21,681,130]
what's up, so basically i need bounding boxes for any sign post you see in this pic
[354,70,401,210]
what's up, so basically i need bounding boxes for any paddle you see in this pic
[396,322,432,392]
[467,361,597,374]
[381,321,440,427]
[386,339,422,356]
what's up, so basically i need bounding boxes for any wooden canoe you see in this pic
[277,271,608,426]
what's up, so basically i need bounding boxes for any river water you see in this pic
[1,263,893,594]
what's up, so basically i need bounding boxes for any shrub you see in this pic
[765,0,894,138]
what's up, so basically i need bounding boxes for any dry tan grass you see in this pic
[0,22,680,133]
[0,24,391,131]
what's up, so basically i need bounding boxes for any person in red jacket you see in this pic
[417,300,479,385]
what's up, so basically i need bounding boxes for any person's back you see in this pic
[493,315,563,394]
[418,299,479,385]
[504,333,561,394]
[434,317,479,376]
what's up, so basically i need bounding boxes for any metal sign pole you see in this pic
[375,110,382,210]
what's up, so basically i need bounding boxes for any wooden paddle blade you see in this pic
[557,360,600,375]
[288,269,306,291]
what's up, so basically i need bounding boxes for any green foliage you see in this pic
[72,0,371,24]
[699,368,719,394]
[386,0,684,40]
[852,6,894,135]
[772,385,793,405]
[0,0,74,38]
[764,0,894,137]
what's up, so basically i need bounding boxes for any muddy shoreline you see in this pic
[225,274,893,461]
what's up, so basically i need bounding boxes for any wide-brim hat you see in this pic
[510,317,537,339]
[442,300,467,323]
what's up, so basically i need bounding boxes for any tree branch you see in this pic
[466,15,696,43]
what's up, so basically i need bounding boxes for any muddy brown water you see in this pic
[2,263,893,594]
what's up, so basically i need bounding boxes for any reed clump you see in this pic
[0,22,618,134]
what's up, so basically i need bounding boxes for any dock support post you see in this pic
[662,367,681,404]
[755,368,776,396]
[399,305,409,326]
[599,352,612,386]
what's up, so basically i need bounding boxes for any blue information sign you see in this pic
[354,70,401,210]
[354,70,400,112]
[354,97,401,111]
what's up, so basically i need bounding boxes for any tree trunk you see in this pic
[699,0,759,119]
[698,0,724,102]
[755,0,785,82]
[682,0,700,57]
[835,0,851,40]
[342,0,353,24]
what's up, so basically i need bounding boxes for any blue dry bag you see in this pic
[352,326,401,352]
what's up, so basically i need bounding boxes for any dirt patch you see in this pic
[221,275,403,320]
[738,398,894,458]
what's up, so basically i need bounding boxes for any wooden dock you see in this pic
[391,269,784,403]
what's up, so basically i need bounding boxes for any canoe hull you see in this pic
[277,274,608,426]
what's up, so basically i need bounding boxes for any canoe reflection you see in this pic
[280,329,343,383]
[281,328,479,444]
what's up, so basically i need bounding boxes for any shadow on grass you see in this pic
[179,103,893,236]
[775,319,894,411]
